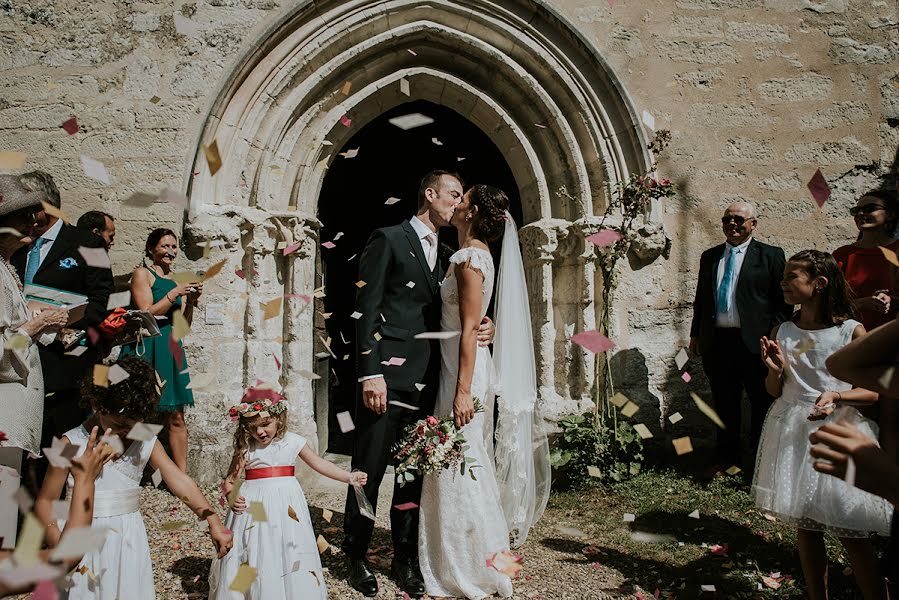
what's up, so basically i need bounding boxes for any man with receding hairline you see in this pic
[690,202,792,470]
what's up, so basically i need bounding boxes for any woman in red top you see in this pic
[832,188,899,330]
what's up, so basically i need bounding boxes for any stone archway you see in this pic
[182,0,653,471]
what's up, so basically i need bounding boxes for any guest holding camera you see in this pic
[120,228,200,472]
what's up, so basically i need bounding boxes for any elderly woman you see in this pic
[0,174,68,548]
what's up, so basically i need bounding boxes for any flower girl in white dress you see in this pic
[755,250,892,600]
[35,357,233,600]
[209,389,367,599]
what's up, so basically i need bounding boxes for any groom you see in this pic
[343,170,492,597]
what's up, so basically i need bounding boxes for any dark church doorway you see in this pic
[316,99,523,454]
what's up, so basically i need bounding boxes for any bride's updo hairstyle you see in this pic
[469,184,510,243]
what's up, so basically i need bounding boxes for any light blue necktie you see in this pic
[717,246,740,313]
[24,237,47,285]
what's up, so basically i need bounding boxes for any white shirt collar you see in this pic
[726,237,752,252]
[409,216,435,240]
[41,218,63,242]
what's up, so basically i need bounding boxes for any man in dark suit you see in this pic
[343,170,493,597]
[12,171,113,447]
[690,202,792,469]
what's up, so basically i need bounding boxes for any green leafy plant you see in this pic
[551,412,643,487]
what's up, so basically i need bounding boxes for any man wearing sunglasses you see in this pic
[689,202,792,471]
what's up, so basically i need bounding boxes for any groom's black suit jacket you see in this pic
[355,220,444,396]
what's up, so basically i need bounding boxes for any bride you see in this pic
[418,185,552,599]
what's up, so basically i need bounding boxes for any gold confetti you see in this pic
[249,501,267,522]
[40,201,71,224]
[149,95,161,104]
[316,534,329,554]
[632,424,653,439]
[322,509,333,523]
[202,139,222,176]
[881,246,899,267]
[725,466,742,476]
[288,505,299,522]
[610,392,629,408]
[172,311,191,341]
[587,466,601,478]
[672,436,693,455]
[355,280,367,288]
[621,401,639,418]
[341,81,352,95]
[159,520,190,531]
[262,297,283,320]
[202,258,227,281]
[690,392,725,429]
[228,563,258,593]
[0,151,27,170]
[93,365,110,388]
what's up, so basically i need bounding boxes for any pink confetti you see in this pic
[242,387,285,403]
[807,168,831,209]
[273,354,281,370]
[60,117,79,135]
[86,326,100,345]
[235,268,245,279]
[339,114,352,127]
[283,241,302,256]
[709,543,729,556]
[322,241,336,249]
[193,575,201,583]
[570,330,616,354]
[586,229,623,248]
[393,502,419,511]
[386,356,406,366]
[681,372,691,383]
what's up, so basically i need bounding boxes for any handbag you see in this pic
[101,309,161,348]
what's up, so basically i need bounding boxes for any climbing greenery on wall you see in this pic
[551,130,675,487]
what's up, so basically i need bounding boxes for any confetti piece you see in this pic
[725,465,742,476]
[228,564,258,593]
[672,436,693,455]
[6,333,29,350]
[668,412,683,424]
[587,466,602,478]
[807,168,830,209]
[586,229,623,248]
[159,520,190,531]
[621,402,639,418]
[384,356,406,366]
[610,392,629,408]
[675,348,689,370]
[388,113,434,130]
[877,366,895,390]
[13,513,43,566]
[339,147,359,159]
[80,155,110,185]
[642,110,655,130]
[149,95,161,104]
[60,116,79,135]
[316,534,329,553]
[394,502,418,510]
[413,383,426,391]
[93,364,110,388]
[126,422,163,441]
[486,551,523,577]
[633,423,653,439]
[570,330,615,353]
[341,81,352,96]
[399,78,410,96]
[152,469,162,487]
[688,509,700,519]
[51,526,110,561]
[107,364,130,385]
[322,241,336,249]
[41,201,71,224]
[262,297,283,320]
[355,280,367,288]
[414,331,460,340]
[880,246,899,267]
[701,584,716,592]
[249,501,267,522]
[690,392,725,429]
[339,114,352,127]
[336,411,355,433]
[288,505,299,522]
[795,336,816,355]
[322,509,333,523]
[0,151,27,170]
[623,513,636,522]
[431,137,443,146]
[202,140,222,176]
[106,290,131,310]
[298,369,321,380]
[385,196,401,205]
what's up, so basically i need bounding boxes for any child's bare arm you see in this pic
[299,445,367,486]
[34,437,73,547]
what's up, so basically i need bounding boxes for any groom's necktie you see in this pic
[425,233,437,271]
[717,245,740,313]
[24,237,48,285]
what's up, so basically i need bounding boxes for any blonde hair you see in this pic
[232,410,289,459]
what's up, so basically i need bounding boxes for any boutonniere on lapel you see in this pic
[59,257,78,269]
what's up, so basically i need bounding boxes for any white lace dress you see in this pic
[208,432,326,600]
[752,320,893,537]
[61,425,157,599]
[418,247,513,599]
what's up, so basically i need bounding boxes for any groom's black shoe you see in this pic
[347,558,378,597]
[390,559,426,597]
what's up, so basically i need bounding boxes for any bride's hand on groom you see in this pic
[453,391,475,429]
[362,377,388,415]
[477,316,495,347]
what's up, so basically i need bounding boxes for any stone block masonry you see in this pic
[1,0,897,481]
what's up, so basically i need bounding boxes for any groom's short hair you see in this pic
[418,170,463,208]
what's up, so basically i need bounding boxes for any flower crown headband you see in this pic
[228,384,288,422]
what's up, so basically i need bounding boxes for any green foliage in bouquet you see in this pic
[550,412,644,488]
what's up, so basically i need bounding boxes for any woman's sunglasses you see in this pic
[721,215,755,226]
[849,203,885,217]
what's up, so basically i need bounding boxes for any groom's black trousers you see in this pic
[343,386,429,562]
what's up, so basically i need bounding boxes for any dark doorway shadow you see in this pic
[317,99,522,454]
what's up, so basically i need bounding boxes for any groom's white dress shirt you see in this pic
[358,216,437,383]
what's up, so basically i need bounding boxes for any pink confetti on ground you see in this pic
[807,168,831,208]
[322,241,336,249]
[60,117,79,135]
[570,330,616,354]
[339,115,352,127]
[586,229,623,248]
[681,371,691,383]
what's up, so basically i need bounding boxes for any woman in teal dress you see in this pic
[121,228,202,471]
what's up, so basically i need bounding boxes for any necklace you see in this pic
[0,254,24,294]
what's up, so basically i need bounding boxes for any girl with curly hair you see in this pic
[34,356,232,600]
[209,388,366,599]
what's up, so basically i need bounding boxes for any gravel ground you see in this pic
[140,480,632,600]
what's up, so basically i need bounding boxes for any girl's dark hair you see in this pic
[788,250,855,326]
[469,184,510,243]
[145,228,177,258]
[80,356,160,422]
[233,411,289,459]
[859,187,899,236]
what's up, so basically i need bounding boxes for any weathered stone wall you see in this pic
[1,0,896,480]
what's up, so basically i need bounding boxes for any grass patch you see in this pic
[546,468,875,598]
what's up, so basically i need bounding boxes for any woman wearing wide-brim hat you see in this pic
[0,174,69,548]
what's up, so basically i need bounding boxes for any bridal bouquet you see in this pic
[393,398,484,485]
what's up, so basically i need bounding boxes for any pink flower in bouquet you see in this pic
[660,178,671,186]
[426,416,438,426]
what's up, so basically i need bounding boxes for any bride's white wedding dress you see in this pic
[418,246,514,599]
